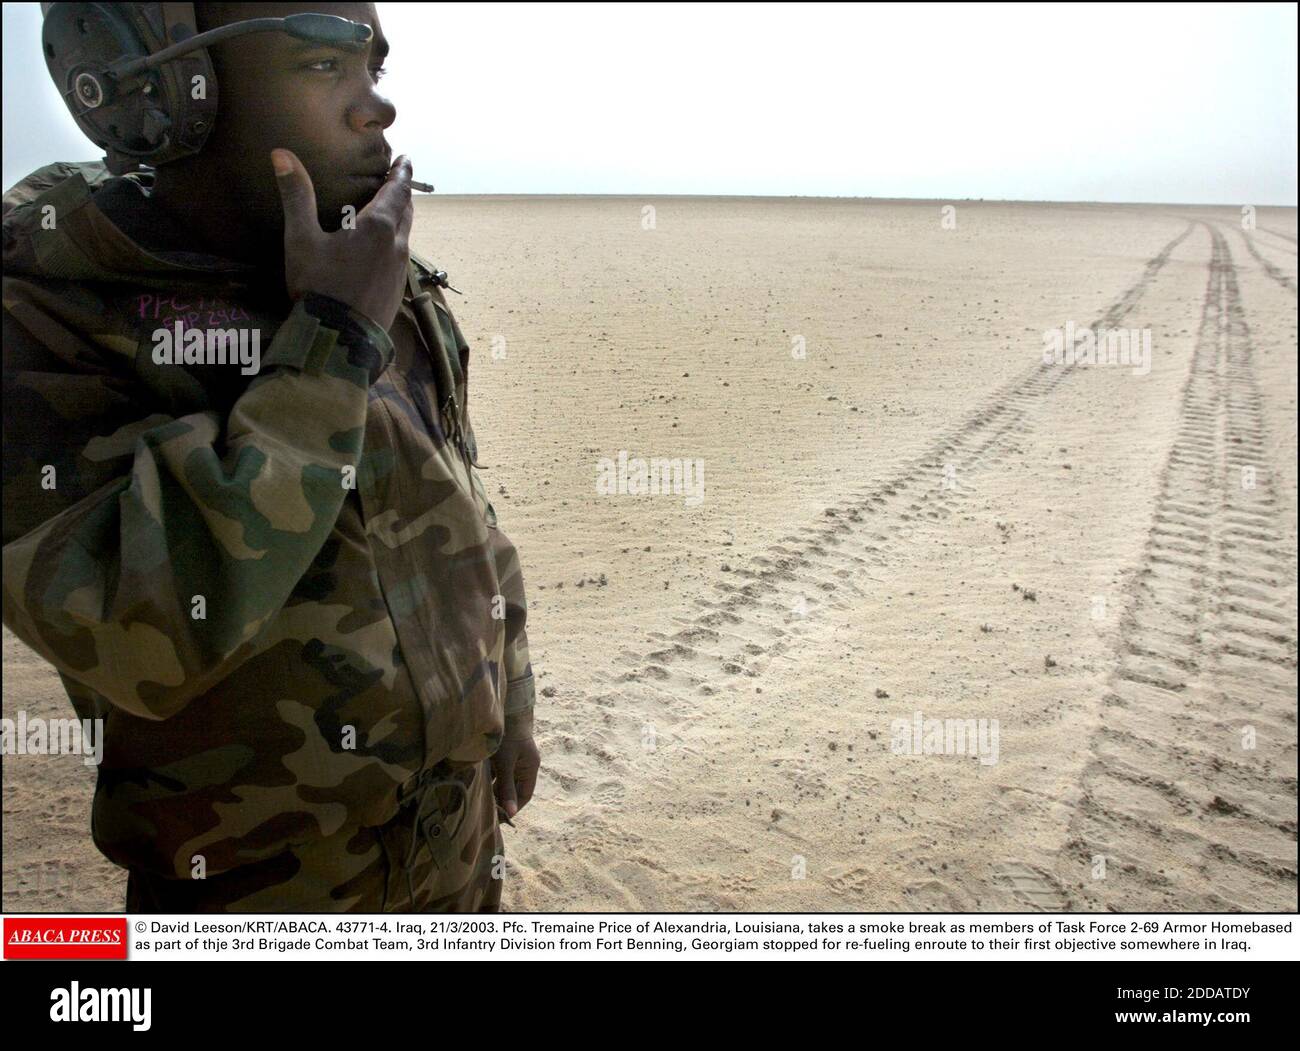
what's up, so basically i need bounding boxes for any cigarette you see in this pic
[410,179,435,193]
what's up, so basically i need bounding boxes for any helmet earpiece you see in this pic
[42,3,217,175]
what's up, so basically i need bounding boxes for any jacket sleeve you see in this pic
[2,292,394,721]
[464,411,536,742]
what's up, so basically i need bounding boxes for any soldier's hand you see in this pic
[271,148,414,333]
[492,736,540,820]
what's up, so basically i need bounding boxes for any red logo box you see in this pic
[4,918,128,960]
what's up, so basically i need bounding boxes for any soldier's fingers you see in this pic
[364,154,413,227]
[514,767,535,811]
[396,194,414,244]
[270,149,320,237]
[494,759,519,819]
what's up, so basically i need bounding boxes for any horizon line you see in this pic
[414,192,1298,209]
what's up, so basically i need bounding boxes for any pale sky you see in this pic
[4,1,1296,203]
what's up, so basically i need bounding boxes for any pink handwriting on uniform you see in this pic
[134,293,252,329]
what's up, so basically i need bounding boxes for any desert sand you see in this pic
[4,197,1296,913]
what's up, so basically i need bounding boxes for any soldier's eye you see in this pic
[305,58,339,73]
[370,66,388,83]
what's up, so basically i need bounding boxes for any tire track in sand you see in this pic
[1259,226,1297,252]
[594,226,1193,738]
[1226,225,1298,296]
[545,225,1195,867]
[1029,224,1299,912]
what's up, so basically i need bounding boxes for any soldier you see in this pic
[2,2,540,911]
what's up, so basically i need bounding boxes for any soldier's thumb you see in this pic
[270,149,318,236]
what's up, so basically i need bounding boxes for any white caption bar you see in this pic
[10,912,1295,962]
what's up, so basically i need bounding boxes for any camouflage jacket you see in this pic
[2,162,534,902]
